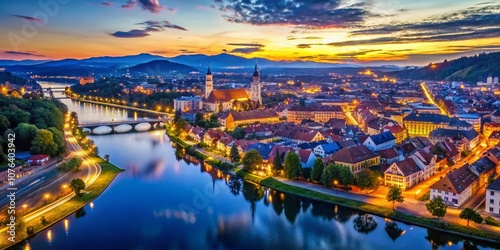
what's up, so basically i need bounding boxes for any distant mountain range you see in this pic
[0,53,403,77]
[393,52,500,82]
[125,60,198,74]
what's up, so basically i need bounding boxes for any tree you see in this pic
[195,112,204,123]
[284,152,301,179]
[353,214,378,234]
[242,150,262,172]
[386,185,404,210]
[104,154,110,162]
[459,207,483,226]
[0,115,10,135]
[70,178,86,197]
[310,158,324,182]
[48,127,65,155]
[357,168,379,191]
[272,149,283,173]
[217,102,224,113]
[14,123,38,151]
[30,129,58,156]
[426,197,447,220]
[231,127,246,140]
[321,164,336,187]
[229,145,240,163]
[174,110,181,122]
[338,165,354,187]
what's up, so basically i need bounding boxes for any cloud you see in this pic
[288,36,322,40]
[4,51,45,57]
[110,29,150,38]
[222,49,228,52]
[230,47,262,54]
[137,0,165,13]
[138,20,188,31]
[180,49,196,54]
[227,43,264,47]
[346,3,500,44]
[102,1,113,6]
[213,0,372,29]
[12,15,43,23]
[122,0,136,9]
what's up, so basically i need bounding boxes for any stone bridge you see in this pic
[77,118,168,135]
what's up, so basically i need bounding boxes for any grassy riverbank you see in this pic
[259,177,500,244]
[1,157,123,249]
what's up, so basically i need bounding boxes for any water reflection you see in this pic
[385,221,404,241]
[353,214,378,234]
[74,207,86,219]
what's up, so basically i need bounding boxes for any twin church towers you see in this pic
[203,63,262,112]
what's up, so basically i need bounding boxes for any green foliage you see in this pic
[395,51,500,82]
[48,127,66,155]
[338,165,354,186]
[104,154,110,162]
[40,216,48,225]
[242,150,263,172]
[30,129,58,156]
[485,216,500,227]
[59,158,83,171]
[356,168,379,191]
[14,123,38,150]
[230,145,240,163]
[321,164,336,187]
[426,197,447,220]
[70,178,86,197]
[284,152,301,179]
[231,127,246,140]
[386,185,404,210]
[310,158,324,182]
[272,149,283,173]
[0,115,10,135]
[459,208,483,226]
[301,167,311,180]
[173,118,187,136]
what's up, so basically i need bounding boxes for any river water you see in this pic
[16,82,498,250]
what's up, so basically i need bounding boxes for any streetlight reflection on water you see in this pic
[64,219,69,236]
[47,230,52,244]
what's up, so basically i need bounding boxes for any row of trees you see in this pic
[58,158,83,171]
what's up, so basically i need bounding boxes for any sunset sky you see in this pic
[0,0,499,66]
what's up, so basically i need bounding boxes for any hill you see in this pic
[126,60,198,74]
[394,52,500,82]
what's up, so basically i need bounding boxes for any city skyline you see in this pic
[1,0,499,66]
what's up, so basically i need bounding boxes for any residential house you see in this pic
[363,131,396,151]
[384,158,424,190]
[203,129,227,148]
[246,143,275,163]
[486,177,500,215]
[468,157,497,189]
[216,136,236,156]
[429,128,479,152]
[188,126,205,142]
[313,142,340,158]
[298,149,317,168]
[411,150,436,180]
[382,124,408,143]
[430,164,479,207]
[223,109,280,129]
[396,142,417,158]
[376,148,402,165]
[27,155,50,166]
[323,145,380,174]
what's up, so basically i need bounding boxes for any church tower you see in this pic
[251,63,262,105]
[205,65,213,99]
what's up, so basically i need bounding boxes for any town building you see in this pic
[486,177,500,215]
[363,131,396,151]
[79,76,94,85]
[173,96,203,112]
[323,145,380,174]
[430,164,479,207]
[287,105,344,123]
[384,157,423,190]
[382,124,408,144]
[298,149,317,168]
[403,113,451,137]
[27,155,50,166]
[456,113,481,131]
[221,109,280,129]
[428,128,479,152]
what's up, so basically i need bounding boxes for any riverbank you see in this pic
[1,157,124,250]
[68,96,170,117]
[166,132,500,245]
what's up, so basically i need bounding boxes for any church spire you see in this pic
[206,63,212,75]
[252,62,260,77]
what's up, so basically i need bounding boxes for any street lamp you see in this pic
[415,189,421,199]
[22,204,27,215]
[44,194,50,203]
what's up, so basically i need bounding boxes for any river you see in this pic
[15,82,498,250]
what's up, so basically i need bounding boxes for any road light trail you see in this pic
[420,82,447,116]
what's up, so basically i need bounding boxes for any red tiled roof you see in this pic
[394,158,421,176]
[376,148,399,159]
[206,89,249,102]
[229,109,279,121]
[430,164,478,194]
[29,154,49,161]
[298,149,313,163]
[329,145,378,164]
